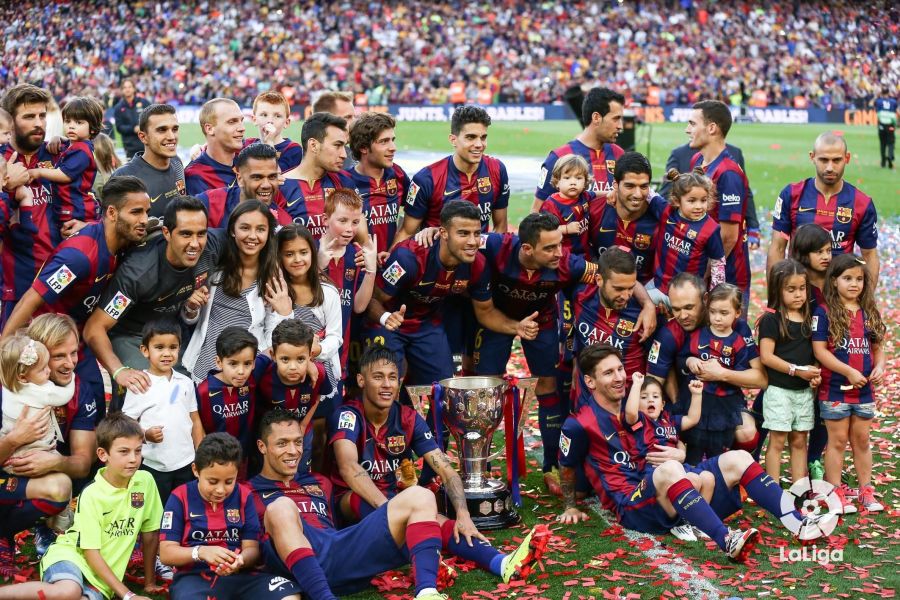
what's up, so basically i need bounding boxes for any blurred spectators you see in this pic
[1,0,897,109]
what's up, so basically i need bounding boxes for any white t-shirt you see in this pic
[122,370,198,472]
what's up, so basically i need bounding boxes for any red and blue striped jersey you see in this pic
[195,185,292,228]
[244,137,303,173]
[628,412,682,471]
[481,232,596,331]
[772,178,878,254]
[812,305,875,404]
[279,172,351,239]
[0,190,10,237]
[685,323,758,399]
[588,195,668,283]
[646,319,690,411]
[196,361,261,453]
[404,155,509,231]
[347,165,409,255]
[572,283,647,379]
[30,222,117,327]
[540,191,594,256]
[322,242,363,371]
[377,238,492,334]
[558,402,646,516]
[2,143,59,304]
[691,150,750,291]
[326,399,438,498]
[250,471,336,532]
[52,140,99,225]
[536,140,624,201]
[651,205,725,294]
[161,481,259,575]
[184,151,237,196]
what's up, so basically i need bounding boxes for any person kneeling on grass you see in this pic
[159,433,301,599]
[0,413,163,600]
[557,344,832,561]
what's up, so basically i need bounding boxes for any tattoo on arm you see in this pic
[429,452,467,512]
[561,466,577,509]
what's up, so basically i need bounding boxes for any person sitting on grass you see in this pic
[159,432,301,599]
[0,413,163,600]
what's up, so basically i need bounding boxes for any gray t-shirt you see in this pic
[113,152,186,229]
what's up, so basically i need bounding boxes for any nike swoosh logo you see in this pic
[150,194,163,203]
[103,510,113,516]
[157,290,178,302]
[269,581,287,592]
[94,274,110,282]
[286,196,301,207]
[443,189,460,197]
[189,512,202,518]
[698,344,709,349]
[262,491,278,499]
[604,431,616,441]
[598,228,615,233]
[798,206,816,212]
[209,390,222,397]
[666,220,677,225]
[418,281,435,286]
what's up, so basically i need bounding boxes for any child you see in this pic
[758,259,822,483]
[790,223,833,311]
[254,319,333,475]
[159,433,301,599]
[648,168,726,307]
[195,327,261,463]
[625,373,707,541]
[122,320,204,502]
[812,253,886,514]
[91,132,121,198]
[27,96,105,235]
[0,107,12,146]
[682,284,767,464]
[247,91,303,173]
[539,154,594,255]
[4,413,164,600]
[0,335,75,474]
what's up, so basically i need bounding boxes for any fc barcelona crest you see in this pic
[836,206,852,224]
[606,160,616,173]
[386,435,407,455]
[176,179,186,194]
[615,319,635,338]
[686,228,698,240]
[386,178,398,196]
[226,508,241,523]
[451,279,468,293]
[633,233,651,250]
[304,484,324,497]
[722,345,733,356]
[131,492,144,508]
[477,177,492,194]
[345,267,356,281]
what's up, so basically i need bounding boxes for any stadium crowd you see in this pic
[1,0,897,109]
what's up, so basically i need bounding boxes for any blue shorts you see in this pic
[443,295,477,356]
[263,503,408,595]
[614,471,680,534]
[41,560,105,600]
[818,400,875,420]
[474,326,559,377]
[370,325,454,385]
[170,571,300,599]
[0,470,29,504]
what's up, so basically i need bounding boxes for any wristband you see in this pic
[380,312,391,327]
[112,366,131,380]
[123,592,137,600]
[192,545,201,562]
[788,364,796,377]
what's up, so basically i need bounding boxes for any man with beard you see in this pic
[185,98,245,196]
[1,176,150,420]
[83,196,223,411]
[196,143,293,227]
[533,87,625,213]
[767,132,879,282]
[280,113,353,239]
[347,112,409,262]
[0,84,59,322]
[113,103,186,233]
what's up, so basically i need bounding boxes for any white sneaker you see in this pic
[670,522,698,541]
[692,526,711,539]
[155,556,174,581]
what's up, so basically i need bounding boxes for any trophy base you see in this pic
[443,484,521,530]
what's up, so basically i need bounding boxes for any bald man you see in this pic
[768,133,879,282]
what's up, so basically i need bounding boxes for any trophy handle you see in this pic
[484,377,538,462]
[404,385,434,421]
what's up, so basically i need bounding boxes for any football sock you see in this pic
[740,462,802,521]
[406,521,442,594]
[666,478,728,550]
[537,392,563,472]
[440,519,504,575]
[284,547,336,600]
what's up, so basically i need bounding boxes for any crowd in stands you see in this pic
[1,0,896,109]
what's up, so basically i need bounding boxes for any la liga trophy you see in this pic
[406,376,537,530]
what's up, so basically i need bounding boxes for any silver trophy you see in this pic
[407,376,537,529]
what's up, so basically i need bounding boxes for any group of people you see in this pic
[0,77,887,600]
[3,0,897,109]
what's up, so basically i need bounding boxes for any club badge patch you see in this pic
[226,508,241,524]
[406,182,420,206]
[46,265,77,293]
[337,410,357,430]
[104,291,132,319]
[131,492,144,508]
[383,261,406,285]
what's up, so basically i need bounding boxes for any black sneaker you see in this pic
[34,524,57,557]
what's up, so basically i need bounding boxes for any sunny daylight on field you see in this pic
[0,1,898,600]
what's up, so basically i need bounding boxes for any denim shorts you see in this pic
[818,400,875,420]
[42,560,106,600]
